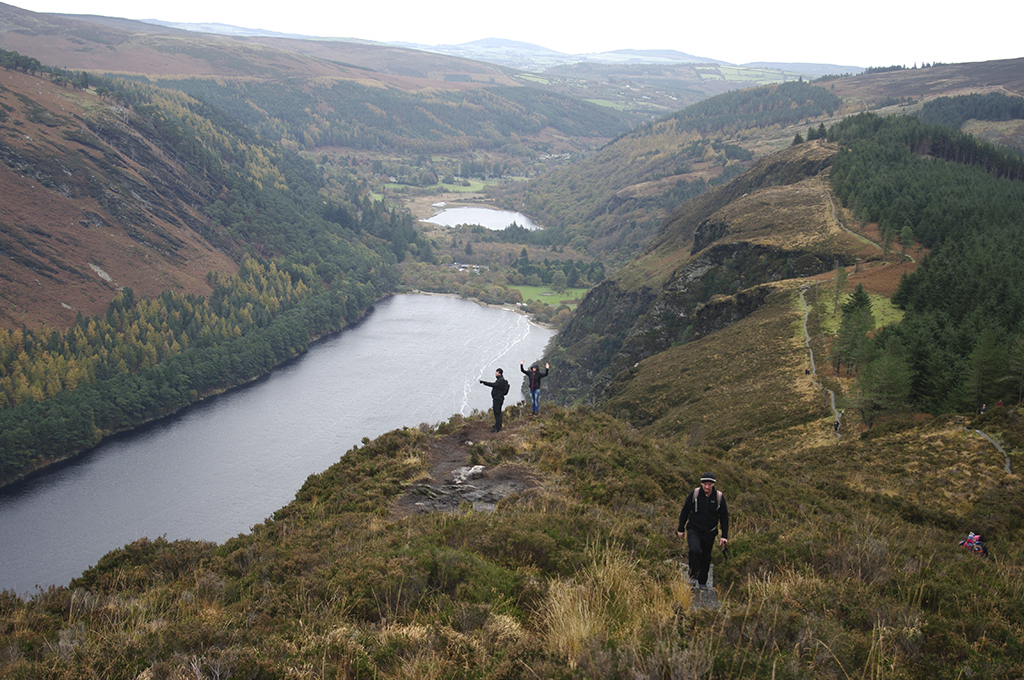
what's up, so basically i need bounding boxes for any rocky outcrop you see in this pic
[546,279,659,405]
[585,242,830,404]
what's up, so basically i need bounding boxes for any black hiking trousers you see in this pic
[491,397,504,431]
[687,529,716,585]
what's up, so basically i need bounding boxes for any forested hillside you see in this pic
[0,56,415,483]
[542,96,1024,433]
[495,65,1024,271]
[4,7,1024,676]
[145,78,628,158]
[0,3,635,168]
[827,112,1024,415]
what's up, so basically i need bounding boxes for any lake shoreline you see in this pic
[0,293,555,492]
[0,297,384,492]
[0,294,556,595]
[409,290,557,331]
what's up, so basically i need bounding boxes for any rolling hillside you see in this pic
[0,1,632,160]
[2,5,1024,676]
[504,59,1024,267]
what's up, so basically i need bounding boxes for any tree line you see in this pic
[0,63,407,483]
[665,81,842,137]
[918,91,1024,140]
[1,47,90,89]
[0,256,386,481]
[140,77,629,158]
[826,112,1024,417]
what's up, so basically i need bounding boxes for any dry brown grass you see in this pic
[541,543,688,667]
[603,283,826,447]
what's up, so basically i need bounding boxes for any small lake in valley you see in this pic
[422,205,542,231]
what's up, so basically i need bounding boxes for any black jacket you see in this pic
[521,365,548,390]
[481,376,509,400]
[677,486,729,538]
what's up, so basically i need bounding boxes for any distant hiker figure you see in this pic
[479,368,510,432]
[959,532,989,558]
[677,472,729,590]
[834,419,840,434]
[521,360,550,415]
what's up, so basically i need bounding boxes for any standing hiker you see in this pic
[677,472,729,590]
[479,368,510,432]
[521,360,550,415]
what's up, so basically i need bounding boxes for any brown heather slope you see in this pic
[0,68,237,330]
[0,2,516,88]
[617,141,859,291]
[829,58,1024,110]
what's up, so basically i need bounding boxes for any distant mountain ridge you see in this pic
[137,20,862,74]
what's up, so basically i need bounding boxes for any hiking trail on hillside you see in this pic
[391,417,541,518]
[800,285,842,437]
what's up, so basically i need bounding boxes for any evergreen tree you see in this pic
[854,347,912,427]
[833,265,848,314]
[835,306,874,374]
[834,284,874,374]
[842,283,872,316]
[966,327,1007,411]
[899,225,914,264]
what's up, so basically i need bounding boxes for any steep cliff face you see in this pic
[545,279,658,405]
[545,141,858,406]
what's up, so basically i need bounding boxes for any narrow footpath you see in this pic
[801,282,1012,471]
[800,284,842,438]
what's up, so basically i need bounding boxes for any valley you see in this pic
[1,3,1024,678]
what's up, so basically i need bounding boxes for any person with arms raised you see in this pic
[521,360,550,415]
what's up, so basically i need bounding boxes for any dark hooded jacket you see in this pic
[481,375,509,400]
[677,486,729,538]
[521,364,548,390]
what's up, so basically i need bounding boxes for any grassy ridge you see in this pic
[2,400,1021,678]
[601,283,823,445]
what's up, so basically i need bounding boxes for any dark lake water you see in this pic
[0,294,554,597]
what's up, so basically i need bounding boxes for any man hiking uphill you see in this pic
[677,472,729,590]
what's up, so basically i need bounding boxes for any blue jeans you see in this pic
[530,388,541,413]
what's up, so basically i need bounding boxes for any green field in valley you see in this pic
[512,285,590,307]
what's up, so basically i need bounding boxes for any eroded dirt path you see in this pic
[390,418,541,518]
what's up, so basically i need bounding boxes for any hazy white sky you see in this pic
[8,0,1024,68]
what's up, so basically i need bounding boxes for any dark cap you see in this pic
[700,472,716,483]
[496,368,503,375]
